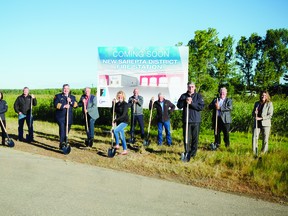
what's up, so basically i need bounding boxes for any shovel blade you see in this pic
[143,139,150,146]
[6,139,15,148]
[128,137,135,144]
[108,148,116,158]
[181,152,186,161]
[61,142,71,155]
[209,143,216,151]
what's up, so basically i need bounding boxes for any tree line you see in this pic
[177,28,288,96]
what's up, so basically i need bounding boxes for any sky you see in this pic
[0,0,287,89]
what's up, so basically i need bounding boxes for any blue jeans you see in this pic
[157,120,172,145]
[130,114,145,138]
[113,122,128,150]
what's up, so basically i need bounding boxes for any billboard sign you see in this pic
[96,46,188,108]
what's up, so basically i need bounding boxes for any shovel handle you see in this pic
[185,103,189,147]
[215,98,218,136]
[147,100,154,135]
[0,116,8,134]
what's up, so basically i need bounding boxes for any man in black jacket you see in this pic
[14,87,37,142]
[177,82,204,161]
[149,93,175,146]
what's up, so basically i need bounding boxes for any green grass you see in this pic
[2,91,288,203]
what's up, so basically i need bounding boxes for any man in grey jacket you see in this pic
[209,87,232,148]
[78,87,99,147]
[128,88,145,141]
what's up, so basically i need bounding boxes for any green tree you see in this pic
[235,33,262,93]
[254,51,277,90]
[262,28,288,84]
[188,28,219,91]
[212,35,235,86]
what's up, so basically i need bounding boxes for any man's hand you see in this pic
[64,104,70,109]
[186,97,192,104]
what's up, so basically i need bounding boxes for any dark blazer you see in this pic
[209,97,232,124]
[78,94,99,120]
[54,93,78,124]
[149,99,175,122]
[177,92,205,123]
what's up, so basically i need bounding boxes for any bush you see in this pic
[2,90,287,137]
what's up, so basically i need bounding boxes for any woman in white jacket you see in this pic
[252,90,274,156]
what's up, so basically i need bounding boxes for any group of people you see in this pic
[0,82,273,160]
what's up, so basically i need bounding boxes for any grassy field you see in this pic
[2,117,287,205]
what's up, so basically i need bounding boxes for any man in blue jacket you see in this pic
[177,82,205,161]
[149,92,175,146]
[78,87,99,147]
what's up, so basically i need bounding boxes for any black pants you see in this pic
[0,119,6,144]
[183,122,200,158]
[56,120,71,144]
[214,117,230,147]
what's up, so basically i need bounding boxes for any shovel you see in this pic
[108,100,116,158]
[26,96,33,142]
[143,100,154,146]
[61,101,71,155]
[210,98,219,150]
[83,102,90,147]
[181,103,189,162]
[0,116,15,147]
[255,117,258,157]
[254,106,259,158]
[128,102,136,144]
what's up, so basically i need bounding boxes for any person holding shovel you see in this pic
[177,82,204,162]
[14,87,37,142]
[54,84,78,149]
[0,92,8,145]
[149,92,175,146]
[208,87,232,149]
[112,90,129,155]
[78,87,99,148]
[252,90,273,155]
[128,88,145,141]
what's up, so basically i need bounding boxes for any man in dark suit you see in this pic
[53,84,78,149]
[209,87,232,148]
